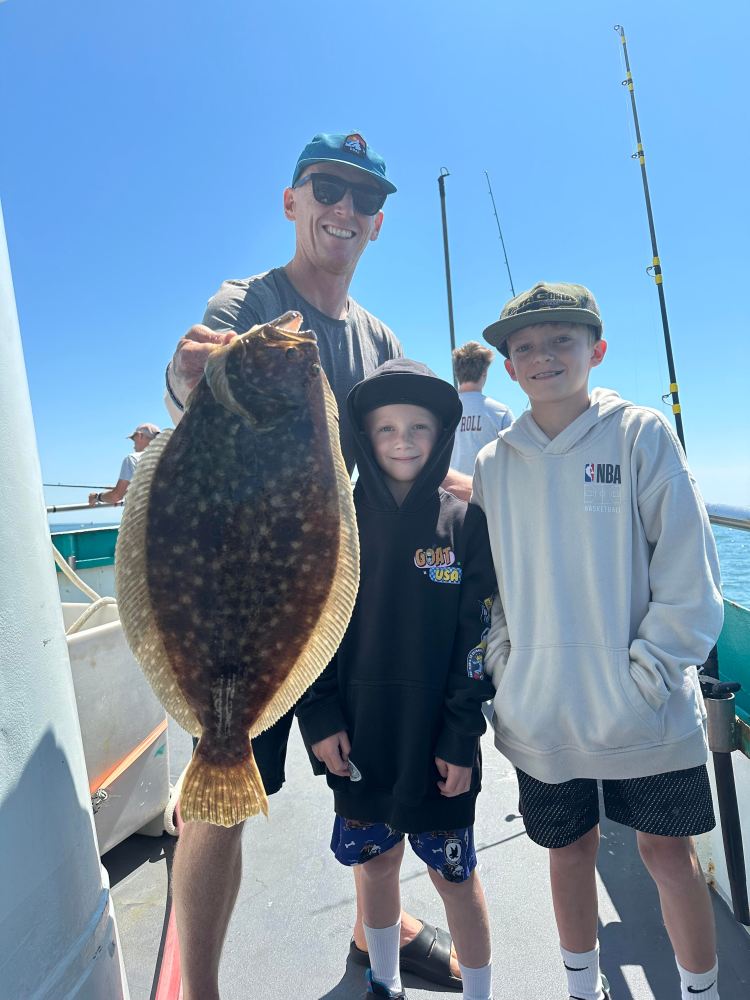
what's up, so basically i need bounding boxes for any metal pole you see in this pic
[437,168,457,386]
[47,501,124,514]
[615,24,686,451]
[0,200,130,996]
[701,679,750,924]
[484,171,515,297]
[714,752,750,923]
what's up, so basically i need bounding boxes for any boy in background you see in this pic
[298,359,496,1000]
[450,341,513,476]
[474,282,724,1000]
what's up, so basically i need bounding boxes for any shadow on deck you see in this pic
[107,723,750,999]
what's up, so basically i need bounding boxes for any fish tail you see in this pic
[179,741,268,827]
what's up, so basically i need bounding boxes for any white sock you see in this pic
[458,959,492,1000]
[560,943,604,1000]
[676,958,719,1000]
[364,920,401,994]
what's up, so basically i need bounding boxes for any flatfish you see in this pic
[115,313,359,826]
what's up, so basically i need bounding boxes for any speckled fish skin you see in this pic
[115,313,359,825]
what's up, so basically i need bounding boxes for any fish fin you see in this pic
[180,742,268,827]
[251,372,360,736]
[115,428,202,735]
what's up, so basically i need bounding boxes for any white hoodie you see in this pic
[472,388,724,783]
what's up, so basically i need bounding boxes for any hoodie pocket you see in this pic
[493,646,664,754]
[625,657,670,717]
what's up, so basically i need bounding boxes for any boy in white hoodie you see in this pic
[472,282,724,1000]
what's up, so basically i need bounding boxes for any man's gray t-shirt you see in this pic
[450,391,514,476]
[202,268,402,473]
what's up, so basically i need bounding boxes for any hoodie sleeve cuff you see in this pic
[296,698,348,749]
[434,726,479,768]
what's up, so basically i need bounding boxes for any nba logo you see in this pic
[584,463,595,482]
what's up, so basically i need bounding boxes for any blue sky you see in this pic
[1,0,747,525]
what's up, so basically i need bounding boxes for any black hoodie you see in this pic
[297,360,496,832]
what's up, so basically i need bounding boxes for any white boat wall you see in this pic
[51,528,172,856]
[0,202,129,998]
[62,599,170,856]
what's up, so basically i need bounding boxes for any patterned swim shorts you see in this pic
[331,816,477,883]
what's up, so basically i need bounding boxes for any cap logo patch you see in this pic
[508,289,577,317]
[343,133,367,157]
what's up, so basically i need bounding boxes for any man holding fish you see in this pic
[164,133,470,999]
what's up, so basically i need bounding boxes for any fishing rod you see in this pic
[614,24,685,452]
[484,171,515,297]
[437,168,457,387]
[44,482,112,490]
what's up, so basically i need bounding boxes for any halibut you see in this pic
[115,313,359,826]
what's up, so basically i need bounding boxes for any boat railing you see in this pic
[704,502,749,750]
[46,500,124,514]
[707,502,750,534]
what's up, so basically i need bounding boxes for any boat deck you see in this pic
[107,721,750,999]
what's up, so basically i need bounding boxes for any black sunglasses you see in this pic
[294,172,387,216]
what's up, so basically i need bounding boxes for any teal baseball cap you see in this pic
[292,133,397,194]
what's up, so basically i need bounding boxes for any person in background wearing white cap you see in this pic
[164,133,464,999]
[88,423,160,506]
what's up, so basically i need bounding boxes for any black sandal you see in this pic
[349,921,461,991]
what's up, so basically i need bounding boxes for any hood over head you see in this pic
[348,359,462,511]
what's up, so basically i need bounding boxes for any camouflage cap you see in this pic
[483,281,603,358]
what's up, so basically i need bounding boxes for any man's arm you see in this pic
[164,280,273,422]
[165,307,303,424]
[88,479,129,506]
[164,325,237,423]
[441,468,473,501]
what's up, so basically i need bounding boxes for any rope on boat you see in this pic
[51,540,120,634]
[65,597,118,635]
[52,542,102,602]
[163,764,188,837]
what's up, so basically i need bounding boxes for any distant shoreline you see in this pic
[50,521,120,533]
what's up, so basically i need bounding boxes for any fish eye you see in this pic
[310,363,321,376]
[285,347,299,360]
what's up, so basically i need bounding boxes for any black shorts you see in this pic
[191,706,295,797]
[516,765,715,849]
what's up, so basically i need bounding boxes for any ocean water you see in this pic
[49,520,750,611]
[713,525,750,609]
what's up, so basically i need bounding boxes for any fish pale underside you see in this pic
[116,312,359,826]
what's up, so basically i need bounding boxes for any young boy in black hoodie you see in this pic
[297,360,497,1000]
